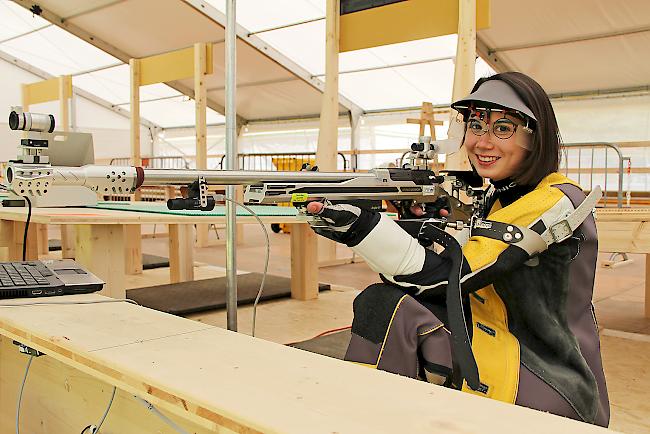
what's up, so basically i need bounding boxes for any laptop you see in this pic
[0,259,104,299]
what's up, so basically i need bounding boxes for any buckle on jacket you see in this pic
[549,220,572,243]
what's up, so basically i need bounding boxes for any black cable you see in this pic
[22,196,32,262]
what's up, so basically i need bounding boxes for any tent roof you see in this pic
[3,0,647,129]
[478,0,650,96]
[9,0,362,125]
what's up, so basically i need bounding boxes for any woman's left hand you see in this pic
[305,201,363,243]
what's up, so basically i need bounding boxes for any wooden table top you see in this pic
[0,294,613,434]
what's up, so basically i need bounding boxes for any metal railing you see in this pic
[561,143,627,208]
[109,156,191,169]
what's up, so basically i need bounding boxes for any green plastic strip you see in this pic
[91,201,298,217]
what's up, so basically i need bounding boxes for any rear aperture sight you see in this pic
[9,110,55,133]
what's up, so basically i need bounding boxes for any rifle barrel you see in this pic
[141,168,373,186]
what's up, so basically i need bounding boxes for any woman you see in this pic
[306,72,610,426]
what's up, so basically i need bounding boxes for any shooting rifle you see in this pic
[4,112,485,391]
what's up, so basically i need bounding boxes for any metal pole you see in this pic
[225,0,238,332]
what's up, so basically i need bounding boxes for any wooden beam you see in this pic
[138,44,213,86]
[339,0,490,52]
[445,0,476,172]
[130,59,142,167]
[195,42,210,248]
[21,76,72,106]
[58,75,71,131]
[315,0,341,267]
[316,0,340,172]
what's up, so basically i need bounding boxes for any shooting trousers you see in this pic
[345,283,581,420]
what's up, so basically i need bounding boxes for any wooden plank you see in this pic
[75,224,126,299]
[0,295,613,434]
[596,220,650,253]
[444,0,477,172]
[0,337,220,434]
[169,223,194,283]
[124,225,143,275]
[22,76,72,106]
[290,223,318,300]
[340,0,490,52]
[594,208,650,318]
[138,44,213,86]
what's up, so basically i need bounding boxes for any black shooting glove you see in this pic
[306,201,380,246]
[396,197,451,219]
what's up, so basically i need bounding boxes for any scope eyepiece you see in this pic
[9,110,55,133]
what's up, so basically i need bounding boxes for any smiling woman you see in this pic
[306,72,611,427]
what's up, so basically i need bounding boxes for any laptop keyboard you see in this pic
[0,261,63,298]
[0,262,53,287]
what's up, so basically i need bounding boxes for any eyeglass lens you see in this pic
[467,118,517,139]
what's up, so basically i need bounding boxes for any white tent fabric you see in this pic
[478,0,650,95]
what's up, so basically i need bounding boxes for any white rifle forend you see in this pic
[4,163,476,222]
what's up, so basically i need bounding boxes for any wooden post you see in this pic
[127,59,143,270]
[315,0,341,267]
[60,225,76,259]
[37,224,49,255]
[7,221,38,261]
[58,76,71,132]
[444,0,476,171]
[646,254,650,318]
[169,224,194,283]
[194,42,210,248]
[130,58,143,202]
[290,224,319,300]
[56,75,73,255]
[124,225,143,275]
[75,225,126,299]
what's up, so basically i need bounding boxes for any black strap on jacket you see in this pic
[415,221,481,391]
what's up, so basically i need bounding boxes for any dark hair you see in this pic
[470,72,562,186]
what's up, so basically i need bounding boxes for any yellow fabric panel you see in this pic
[462,286,520,403]
[23,76,72,106]
[464,173,571,272]
[138,44,213,86]
[340,0,491,52]
[462,173,579,403]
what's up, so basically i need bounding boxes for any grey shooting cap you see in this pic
[451,79,537,121]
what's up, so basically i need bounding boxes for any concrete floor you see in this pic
[135,223,650,433]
